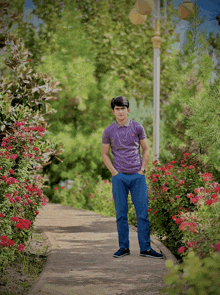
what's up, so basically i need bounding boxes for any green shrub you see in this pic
[90,179,115,217]
[50,173,99,210]
[162,251,220,295]
[42,128,112,202]
[88,178,137,224]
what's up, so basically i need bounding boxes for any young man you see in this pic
[102,96,164,259]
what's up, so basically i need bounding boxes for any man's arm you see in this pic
[138,138,150,175]
[102,143,118,176]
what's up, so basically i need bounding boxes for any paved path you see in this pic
[28,203,177,295]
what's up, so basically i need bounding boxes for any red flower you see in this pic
[206,200,213,206]
[0,236,8,241]
[184,153,190,158]
[170,160,176,164]
[187,240,195,248]
[178,247,185,254]
[153,160,158,164]
[10,217,19,222]
[15,196,21,202]
[89,194,94,199]
[179,180,185,185]
[18,244,25,252]
[9,169,14,174]
[175,218,182,225]
[33,146,38,151]
[154,211,158,214]
[61,186,65,189]
[35,211,39,215]
[0,213,5,218]
[179,221,197,233]
[176,195,180,199]
[8,240,15,246]
[148,208,152,212]
[152,178,157,182]
[9,197,16,203]
[172,215,176,220]
[214,186,220,193]
[187,193,194,199]
[211,194,218,199]
[54,187,59,190]
[214,242,220,252]
[163,187,168,192]
[15,223,24,230]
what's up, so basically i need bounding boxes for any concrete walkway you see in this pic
[28,203,177,295]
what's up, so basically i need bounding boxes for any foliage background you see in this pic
[1,0,220,240]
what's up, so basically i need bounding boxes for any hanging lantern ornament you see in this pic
[129,6,147,24]
[178,0,195,20]
[135,0,155,15]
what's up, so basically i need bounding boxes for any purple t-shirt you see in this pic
[102,119,147,173]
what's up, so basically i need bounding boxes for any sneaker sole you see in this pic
[113,252,130,258]
[140,254,164,259]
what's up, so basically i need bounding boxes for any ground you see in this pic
[0,230,50,295]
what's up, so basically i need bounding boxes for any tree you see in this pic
[160,1,220,177]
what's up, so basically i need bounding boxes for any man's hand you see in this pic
[138,170,145,175]
[112,171,119,177]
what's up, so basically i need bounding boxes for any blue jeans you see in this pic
[112,172,151,252]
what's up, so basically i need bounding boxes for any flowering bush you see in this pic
[147,153,206,256]
[0,38,62,272]
[173,175,220,258]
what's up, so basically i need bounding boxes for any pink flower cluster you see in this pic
[11,217,32,230]
[186,183,219,206]
[1,174,19,185]
[0,236,25,252]
[0,236,15,247]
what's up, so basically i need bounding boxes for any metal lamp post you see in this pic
[129,0,194,162]
[152,0,162,162]
[129,0,164,162]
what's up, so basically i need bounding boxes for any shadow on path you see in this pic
[28,203,175,295]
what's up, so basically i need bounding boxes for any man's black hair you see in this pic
[111,96,129,110]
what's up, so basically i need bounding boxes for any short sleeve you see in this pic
[137,123,147,140]
[102,128,110,144]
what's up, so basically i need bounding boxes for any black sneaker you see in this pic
[113,248,130,258]
[140,248,164,259]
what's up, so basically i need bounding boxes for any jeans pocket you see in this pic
[112,172,120,178]
[137,173,145,177]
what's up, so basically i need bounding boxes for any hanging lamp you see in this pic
[135,0,155,15]
[178,0,194,20]
[129,6,147,24]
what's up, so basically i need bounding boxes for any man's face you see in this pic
[112,106,130,121]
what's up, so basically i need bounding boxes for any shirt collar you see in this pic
[115,118,131,128]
